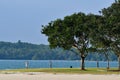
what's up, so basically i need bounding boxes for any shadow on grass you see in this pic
[108,70,120,72]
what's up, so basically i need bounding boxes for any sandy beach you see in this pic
[0,72,120,80]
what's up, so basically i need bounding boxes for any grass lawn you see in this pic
[0,68,120,74]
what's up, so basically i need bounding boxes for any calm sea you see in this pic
[0,60,118,70]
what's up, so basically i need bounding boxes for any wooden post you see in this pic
[25,61,29,69]
[49,60,52,68]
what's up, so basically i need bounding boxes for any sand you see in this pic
[0,72,120,80]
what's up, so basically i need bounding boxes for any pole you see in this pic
[25,61,29,69]
[49,60,52,68]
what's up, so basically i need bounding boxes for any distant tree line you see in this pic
[0,41,117,60]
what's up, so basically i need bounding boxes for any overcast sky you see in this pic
[0,0,114,44]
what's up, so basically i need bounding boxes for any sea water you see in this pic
[0,60,118,70]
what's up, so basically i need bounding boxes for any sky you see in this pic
[0,0,115,44]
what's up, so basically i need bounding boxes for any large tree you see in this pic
[101,0,120,69]
[42,12,101,70]
[41,0,120,70]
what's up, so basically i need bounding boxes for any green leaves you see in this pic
[101,0,120,56]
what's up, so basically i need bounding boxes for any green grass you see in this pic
[0,68,120,74]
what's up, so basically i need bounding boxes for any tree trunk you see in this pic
[96,53,99,68]
[107,59,110,70]
[81,55,85,70]
[97,60,99,68]
[118,54,120,70]
[104,51,110,70]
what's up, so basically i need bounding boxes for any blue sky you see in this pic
[0,0,114,44]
